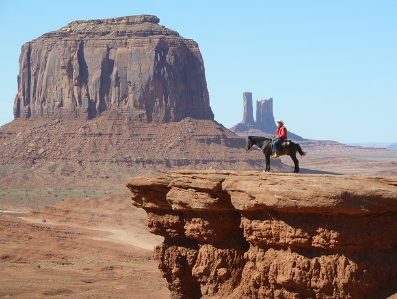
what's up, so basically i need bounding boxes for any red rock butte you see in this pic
[13,15,214,122]
[1,15,295,188]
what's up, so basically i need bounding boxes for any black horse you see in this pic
[245,136,306,173]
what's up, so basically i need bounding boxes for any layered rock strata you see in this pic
[127,170,397,299]
[1,117,294,190]
[13,15,213,122]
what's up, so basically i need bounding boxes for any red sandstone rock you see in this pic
[127,170,397,299]
[13,15,213,122]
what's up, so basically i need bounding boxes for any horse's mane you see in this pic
[249,136,272,141]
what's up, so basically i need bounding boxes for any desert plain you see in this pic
[1,141,397,299]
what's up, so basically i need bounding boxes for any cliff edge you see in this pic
[127,171,397,299]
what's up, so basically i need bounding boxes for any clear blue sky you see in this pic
[0,0,396,143]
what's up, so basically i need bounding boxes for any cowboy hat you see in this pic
[276,120,284,125]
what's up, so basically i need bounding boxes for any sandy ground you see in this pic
[0,193,169,299]
[0,145,396,298]
[280,144,397,177]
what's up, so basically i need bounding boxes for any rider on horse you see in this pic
[273,120,287,158]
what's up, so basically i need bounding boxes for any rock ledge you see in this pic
[127,171,397,299]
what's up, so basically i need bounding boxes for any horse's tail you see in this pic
[296,144,306,156]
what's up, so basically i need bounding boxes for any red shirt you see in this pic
[276,126,288,139]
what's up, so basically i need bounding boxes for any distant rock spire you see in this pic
[242,92,254,124]
[234,92,276,132]
[255,98,277,132]
[230,92,305,141]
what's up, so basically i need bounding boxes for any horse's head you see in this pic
[245,136,253,151]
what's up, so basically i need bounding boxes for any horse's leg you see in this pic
[290,152,299,173]
[264,152,271,172]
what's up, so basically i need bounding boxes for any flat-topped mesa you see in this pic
[14,15,214,122]
[43,15,179,39]
[70,15,161,26]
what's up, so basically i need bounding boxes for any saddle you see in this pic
[272,138,291,148]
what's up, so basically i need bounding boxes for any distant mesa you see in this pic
[13,15,214,123]
[230,92,305,141]
[2,15,282,184]
[3,15,305,183]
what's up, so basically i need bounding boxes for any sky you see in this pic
[0,1,396,143]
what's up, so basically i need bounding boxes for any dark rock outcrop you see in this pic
[13,15,214,122]
[127,170,397,299]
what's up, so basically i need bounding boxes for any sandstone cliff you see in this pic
[127,171,397,299]
[13,15,213,122]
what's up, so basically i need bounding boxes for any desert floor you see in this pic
[0,192,169,299]
[1,146,397,298]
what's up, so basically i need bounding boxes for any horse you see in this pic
[245,135,306,173]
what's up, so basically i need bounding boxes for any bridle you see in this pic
[245,139,253,151]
